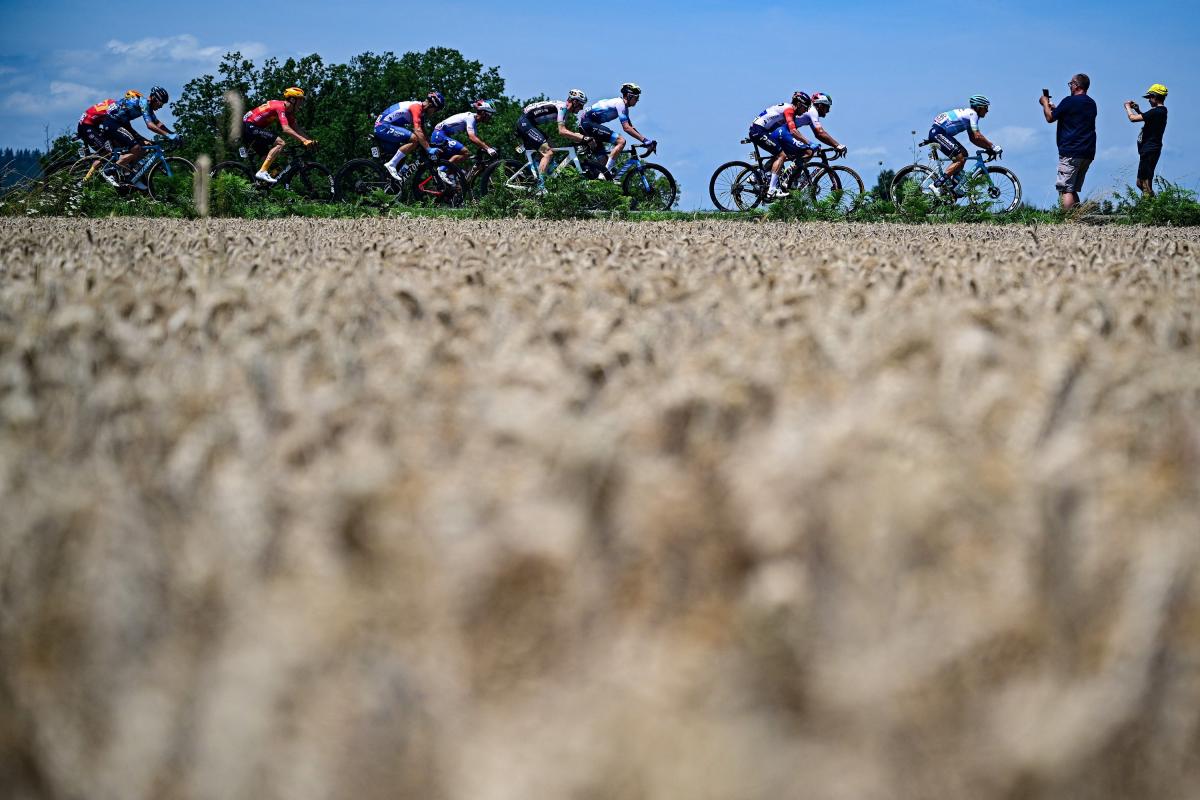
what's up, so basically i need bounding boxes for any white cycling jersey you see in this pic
[932,108,980,136]
[580,97,629,126]
[434,111,478,137]
[524,100,569,125]
[750,104,819,133]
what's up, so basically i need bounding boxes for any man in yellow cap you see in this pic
[1124,84,1168,197]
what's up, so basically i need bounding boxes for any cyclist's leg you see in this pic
[376,124,413,170]
[580,123,618,176]
[766,127,802,193]
[243,123,281,178]
[77,122,107,156]
[516,116,552,181]
[931,126,967,179]
[103,123,139,169]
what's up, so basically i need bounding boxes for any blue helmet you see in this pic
[427,90,445,109]
[969,94,990,109]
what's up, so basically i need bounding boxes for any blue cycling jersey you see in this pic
[106,96,160,127]
[932,108,980,137]
[581,98,630,126]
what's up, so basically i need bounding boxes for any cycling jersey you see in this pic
[932,108,980,136]
[243,100,291,128]
[433,111,478,138]
[105,95,161,127]
[80,99,116,126]
[524,100,568,125]
[750,104,819,134]
[378,100,424,129]
[580,97,630,126]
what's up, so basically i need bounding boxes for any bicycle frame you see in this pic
[924,145,997,188]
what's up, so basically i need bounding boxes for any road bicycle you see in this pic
[67,136,195,203]
[709,141,864,212]
[578,141,677,210]
[479,140,593,197]
[889,139,1021,214]
[334,129,425,205]
[400,147,502,207]
[211,142,334,201]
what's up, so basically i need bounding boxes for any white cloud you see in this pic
[990,126,1041,154]
[106,34,267,64]
[6,80,102,116]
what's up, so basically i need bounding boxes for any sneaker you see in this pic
[255,170,278,184]
[131,180,148,191]
[436,167,456,186]
[101,167,121,188]
[766,187,790,199]
[384,162,402,182]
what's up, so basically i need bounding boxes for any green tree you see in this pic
[871,168,895,202]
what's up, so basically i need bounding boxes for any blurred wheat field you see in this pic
[1,217,1199,800]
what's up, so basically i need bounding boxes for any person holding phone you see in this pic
[1040,73,1097,210]
[1125,84,1169,197]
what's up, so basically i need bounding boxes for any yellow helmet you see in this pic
[283,87,305,98]
[1143,83,1168,98]
[124,89,143,99]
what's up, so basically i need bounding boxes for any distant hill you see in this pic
[1,148,43,189]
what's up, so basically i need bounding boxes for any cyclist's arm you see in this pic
[144,119,172,137]
[280,122,313,146]
[620,120,649,144]
[813,125,841,149]
[968,130,996,151]
[410,106,431,147]
[467,131,492,151]
[784,108,812,145]
[557,122,586,142]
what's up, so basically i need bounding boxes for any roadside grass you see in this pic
[4,169,1198,226]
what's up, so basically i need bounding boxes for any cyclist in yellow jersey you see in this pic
[242,87,315,183]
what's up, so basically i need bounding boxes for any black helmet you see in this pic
[620,82,641,97]
[150,86,169,105]
[792,91,811,110]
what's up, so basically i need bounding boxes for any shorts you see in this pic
[374,123,413,146]
[97,121,139,151]
[1137,148,1161,182]
[767,125,816,158]
[517,114,549,151]
[929,125,967,160]
[77,122,109,154]
[242,122,279,156]
[430,129,466,155]
[580,121,618,145]
[748,124,780,156]
[1056,156,1092,194]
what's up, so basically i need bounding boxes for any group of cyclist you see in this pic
[75,77,1006,202]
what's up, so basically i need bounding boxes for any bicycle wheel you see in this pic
[66,155,109,188]
[409,162,466,207]
[335,158,397,204]
[889,164,936,206]
[810,165,866,212]
[623,163,677,211]
[146,157,195,203]
[479,159,537,197]
[962,166,1022,214]
[730,166,767,210]
[709,161,757,212]
[284,162,334,201]
[211,161,255,180]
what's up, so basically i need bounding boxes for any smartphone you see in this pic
[1042,88,1051,98]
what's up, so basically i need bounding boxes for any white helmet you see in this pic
[567,88,587,104]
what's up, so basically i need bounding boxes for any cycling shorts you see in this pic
[77,122,110,154]
[748,124,780,156]
[241,122,279,156]
[517,114,549,151]
[430,129,466,154]
[98,121,139,151]
[580,121,618,145]
[1137,148,1161,182]
[929,125,967,160]
[374,123,413,145]
[767,126,815,158]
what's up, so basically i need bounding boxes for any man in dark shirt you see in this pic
[1125,84,1169,197]
[1040,73,1098,210]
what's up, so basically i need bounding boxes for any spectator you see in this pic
[1124,84,1169,197]
[1040,73,1098,210]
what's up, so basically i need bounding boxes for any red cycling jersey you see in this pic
[80,99,116,126]
[243,99,291,128]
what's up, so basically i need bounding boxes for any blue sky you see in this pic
[2,0,1196,208]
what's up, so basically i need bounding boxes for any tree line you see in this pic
[43,47,542,172]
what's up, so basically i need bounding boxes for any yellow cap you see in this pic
[283,87,305,98]
[1143,83,1168,98]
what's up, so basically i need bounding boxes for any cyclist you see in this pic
[377,90,445,182]
[428,99,499,184]
[78,88,175,185]
[242,87,316,184]
[928,96,1001,194]
[519,89,590,189]
[749,92,815,199]
[578,83,655,179]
